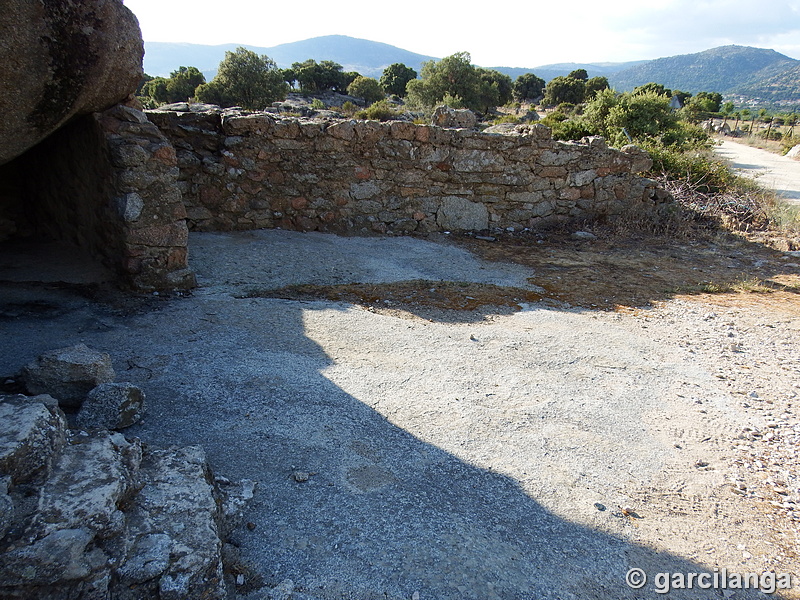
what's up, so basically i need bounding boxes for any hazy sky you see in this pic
[123,0,800,66]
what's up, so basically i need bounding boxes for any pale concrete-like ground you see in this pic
[715,139,800,204]
[0,229,798,599]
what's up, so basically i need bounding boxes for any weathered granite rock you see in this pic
[0,0,144,165]
[0,394,66,484]
[786,143,800,159]
[36,431,141,539]
[76,382,146,430]
[0,391,252,600]
[431,105,478,129]
[115,445,227,600]
[20,344,115,408]
[0,476,14,540]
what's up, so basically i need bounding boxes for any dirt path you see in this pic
[714,139,800,204]
[0,229,799,599]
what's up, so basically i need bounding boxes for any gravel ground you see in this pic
[0,229,798,599]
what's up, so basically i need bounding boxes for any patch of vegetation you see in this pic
[356,99,401,121]
[237,280,543,313]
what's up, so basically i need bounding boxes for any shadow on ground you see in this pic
[1,230,795,598]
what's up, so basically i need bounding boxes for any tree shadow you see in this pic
[0,230,793,599]
[115,291,777,600]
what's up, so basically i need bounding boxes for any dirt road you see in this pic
[715,139,800,204]
[1,229,799,599]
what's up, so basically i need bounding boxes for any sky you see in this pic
[123,0,800,67]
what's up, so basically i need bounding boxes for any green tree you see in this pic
[476,68,513,112]
[584,76,609,99]
[582,88,618,136]
[567,68,589,81]
[281,67,297,88]
[542,76,585,106]
[512,73,545,102]
[194,47,288,110]
[380,63,417,97]
[140,77,169,104]
[291,59,355,94]
[347,76,385,105]
[692,91,723,113]
[166,66,205,103]
[632,82,671,97]
[406,52,486,112]
[672,90,692,105]
[136,74,155,96]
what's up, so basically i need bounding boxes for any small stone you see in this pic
[236,574,245,586]
[75,382,145,430]
[742,551,752,559]
[246,521,256,531]
[695,460,709,468]
[293,471,310,483]
[594,502,606,511]
[412,592,420,600]
[570,231,597,240]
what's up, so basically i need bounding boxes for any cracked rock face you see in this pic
[0,389,254,599]
[0,0,144,165]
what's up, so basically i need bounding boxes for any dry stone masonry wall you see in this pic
[7,104,195,291]
[147,106,673,235]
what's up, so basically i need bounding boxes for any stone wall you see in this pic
[7,105,194,291]
[148,107,672,235]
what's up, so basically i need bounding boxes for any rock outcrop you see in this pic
[0,0,144,165]
[0,347,255,599]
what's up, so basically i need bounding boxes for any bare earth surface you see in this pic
[715,140,800,204]
[0,228,799,599]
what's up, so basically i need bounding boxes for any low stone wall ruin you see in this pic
[1,104,195,291]
[147,107,673,236]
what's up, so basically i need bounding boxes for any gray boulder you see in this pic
[0,394,66,484]
[76,382,146,430]
[431,105,477,129]
[0,0,143,165]
[20,344,116,409]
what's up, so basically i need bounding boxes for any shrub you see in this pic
[356,99,400,121]
[310,98,325,110]
[491,114,520,125]
[340,101,358,116]
[347,76,385,106]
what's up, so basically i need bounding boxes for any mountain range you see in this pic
[142,35,800,105]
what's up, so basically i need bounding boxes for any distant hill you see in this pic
[609,45,800,102]
[143,37,800,105]
[143,35,437,80]
[142,35,637,83]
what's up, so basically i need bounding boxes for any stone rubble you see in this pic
[0,348,255,599]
